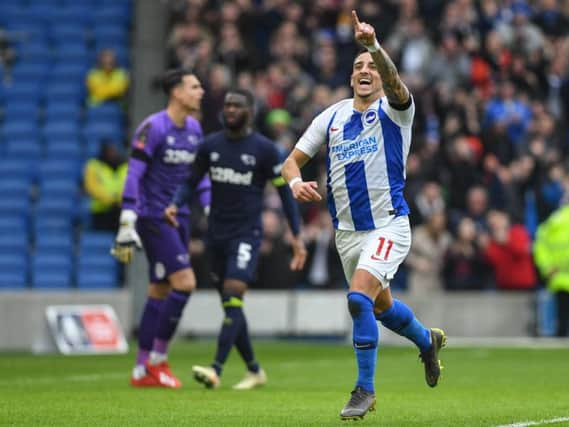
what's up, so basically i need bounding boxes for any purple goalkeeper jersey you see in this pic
[122,110,211,218]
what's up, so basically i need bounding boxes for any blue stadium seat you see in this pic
[0,215,27,236]
[77,268,118,289]
[3,102,40,122]
[93,7,130,27]
[44,104,82,123]
[34,215,72,234]
[45,141,83,159]
[93,25,128,46]
[36,198,75,217]
[0,254,28,279]
[83,121,123,143]
[0,198,29,218]
[51,27,88,45]
[38,159,81,180]
[80,231,114,255]
[86,103,124,123]
[32,270,72,289]
[40,178,79,198]
[78,253,117,271]
[43,120,80,141]
[49,63,88,84]
[1,121,40,141]
[0,272,27,290]
[44,83,83,104]
[5,139,43,159]
[0,159,36,181]
[35,233,73,253]
[0,233,28,256]
[0,178,31,198]
[54,44,90,63]
[32,253,72,289]
[53,5,92,26]
[17,44,53,65]
[11,63,50,83]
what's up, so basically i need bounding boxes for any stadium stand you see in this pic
[0,0,130,289]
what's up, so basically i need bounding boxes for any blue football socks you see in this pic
[153,289,191,355]
[347,292,378,393]
[376,299,431,353]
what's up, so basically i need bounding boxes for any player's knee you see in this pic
[222,279,247,297]
[148,282,170,299]
[169,268,196,292]
[347,292,373,318]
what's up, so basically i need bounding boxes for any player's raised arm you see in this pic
[352,10,409,106]
[282,148,322,203]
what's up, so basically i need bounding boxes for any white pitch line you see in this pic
[496,416,569,427]
[0,372,125,386]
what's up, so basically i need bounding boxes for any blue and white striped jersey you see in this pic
[296,96,414,231]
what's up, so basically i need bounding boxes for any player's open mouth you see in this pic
[358,78,372,87]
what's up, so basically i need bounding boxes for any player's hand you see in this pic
[111,210,142,264]
[352,10,377,48]
[291,180,322,203]
[290,236,307,271]
[164,204,179,227]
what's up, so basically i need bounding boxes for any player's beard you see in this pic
[224,113,248,131]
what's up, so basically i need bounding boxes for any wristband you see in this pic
[366,39,381,53]
[289,177,303,190]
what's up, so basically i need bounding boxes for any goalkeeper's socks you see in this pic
[348,292,378,393]
[376,299,431,352]
[235,313,260,373]
[212,294,246,375]
[153,289,191,355]
[136,297,164,367]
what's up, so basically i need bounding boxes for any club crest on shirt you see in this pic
[134,122,151,149]
[241,154,256,166]
[363,110,378,126]
[166,135,175,145]
[210,151,220,162]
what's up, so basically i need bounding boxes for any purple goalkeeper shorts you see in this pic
[136,216,191,283]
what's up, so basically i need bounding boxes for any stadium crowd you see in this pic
[160,0,569,292]
[162,0,569,293]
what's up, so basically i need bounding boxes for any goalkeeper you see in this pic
[112,69,210,388]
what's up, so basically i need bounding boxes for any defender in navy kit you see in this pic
[166,89,306,390]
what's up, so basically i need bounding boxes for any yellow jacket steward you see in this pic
[533,205,569,293]
[86,68,129,106]
[84,159,127,213]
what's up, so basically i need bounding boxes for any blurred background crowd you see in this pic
[1,0,569,303]
[163,0,569,295]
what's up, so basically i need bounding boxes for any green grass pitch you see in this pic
[0,340,568,426]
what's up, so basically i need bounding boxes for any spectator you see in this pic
[83,143,127,231]
[444,217,490,291]
[479,210,537,290]
[406,211,452,294]
[86,49,129,106]
[534,204,569,337]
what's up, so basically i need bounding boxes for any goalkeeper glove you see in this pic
[111,209,142,263]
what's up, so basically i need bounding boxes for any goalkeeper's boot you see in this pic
[232,368,267,390]
[145,361,182,389]
[192,365,220,389]
[419,328,447,387]
[340,386,376,421]
[130,366,160,387]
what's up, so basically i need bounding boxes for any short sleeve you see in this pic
[382,96,415,128]
[263,142,284,181]
[295,109,332,158]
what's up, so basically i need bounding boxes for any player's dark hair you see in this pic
[226,88,255,109]
[161,68,194,96]
[354,47,370,60]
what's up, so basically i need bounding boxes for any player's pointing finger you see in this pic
[351,10,360,26]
